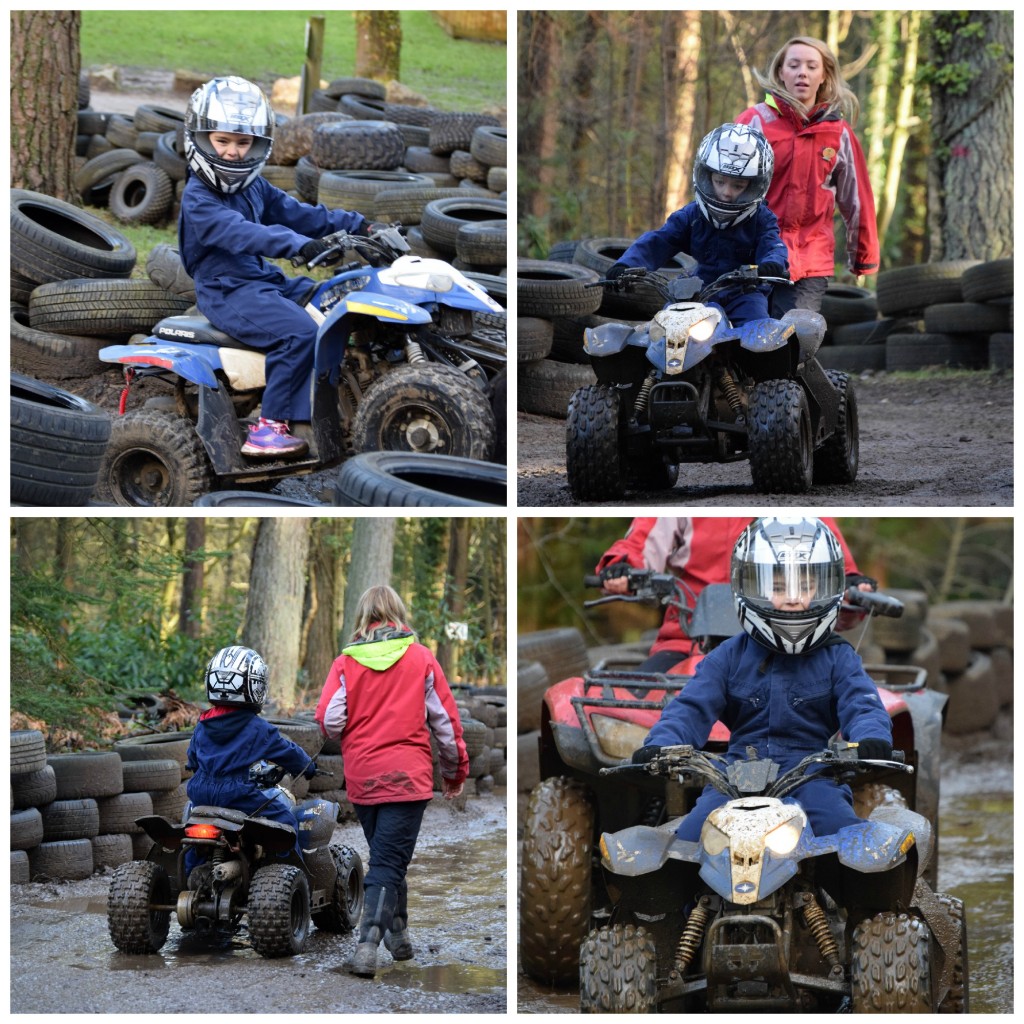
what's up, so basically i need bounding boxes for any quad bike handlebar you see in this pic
[248,759,333,786]
[291,224,410,270]
[594,264,793,305]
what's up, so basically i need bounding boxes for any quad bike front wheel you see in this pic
[107,859,172,953]
[813,369,859,484]
[566,384,627,501]
[519,776,595,986]
[247,864,311,958]
[935,892,969,1012]
[579,924,658,1013]
[351,363,495,461]
[747,379,813,493]
[850,912,932,1012]
[312,844,365,933]
[94,409,214,506]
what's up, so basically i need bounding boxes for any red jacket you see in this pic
[597,517,864,656]
[315,625,469,805]
[735,94,879,282]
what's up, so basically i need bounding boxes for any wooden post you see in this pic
[299,15,325,115]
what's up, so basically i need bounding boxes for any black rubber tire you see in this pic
[48,751,124,799]
[923,301,1010,335]
[12,303,107,379]
[936,893,969,1013]
[265,718,325,759]
[194,491,326,507]
[831,318,902,346]
[11,372,112,507]
[487,166,507,193]
[153,129,188,181]
[747,379,814,493]
[885,332,988,371]
[105,114,138,149]
[311,119,406,170]
[488,365,507,463]
[10,188,137,284]
[94,409,214,507]
[517,627,591,684]
[517,661,549,733]
[113,731,194,768]
[372,186,466,225]
[850,913,932,1011]
[92,833,135,871]
[274,111,352,164]
[566,384,627,501]
[428,112,501,156]
[10,808,44,851]
[580,924,658,1012]
[11,850,30,884]
[294,156,322,203]
[133,103,185,134]
[518,258,603,319]
[108,161,175,225]
[875,261,981,316]
[450,148,488,184]
[11,765,57,809]
[29,838,94,880]
[989,332,1013,370]
[812,369,859,485]
[338,94,387,120]
[470,124,507,166]
[520,777,596,986]
[455,219,507,266]
[517,317,555,362]
[816,343,887,372]
[72,148,147,199]
[317,169,433,212]
[326,76,387,100]
[10,729,48,775]
[247,864,312,958]
[334,451,506,507]
[960,258,1013,303]
[97,792,155,835]
[421,196,508,256]
[820,284,878,327]
[40,798,100,841]
[312,845,364,933]
[107,860,172,953]
[351,363,496,461]
[120,758,182,793]
[520,358,597,418]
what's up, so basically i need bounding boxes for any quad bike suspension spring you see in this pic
[673,900,711,973]
[717,368,744,417]
[634,372,656,416]
[405,339,427,364]
[800,894,840,968]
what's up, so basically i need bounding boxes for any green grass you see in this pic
[80,10,505,112]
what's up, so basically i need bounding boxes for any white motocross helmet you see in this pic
[731,516,845,655]
[205,645,269,709]
[184,76,274,194]
[693,123,774,228]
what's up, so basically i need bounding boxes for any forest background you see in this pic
[518,10,1013,272]
[12,517,506,746]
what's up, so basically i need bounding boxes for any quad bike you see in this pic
[584,742,967,1012]
[565,265,858,499]
[107,760,364,958]
[96,226,506,505]
[518,571,946,987]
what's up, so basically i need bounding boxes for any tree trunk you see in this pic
[928,11,1013,259]
[663,11,701,217]
[179,519,206,641]
[519,12,561,232]
[435,519,470,679]
[340,518,397,644]
[242,518,311,709]
[302,519,340,694]
[10,11,80,199]
[354,11,401,82]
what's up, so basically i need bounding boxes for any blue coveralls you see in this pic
[178,175,365,422]
[617,202,789,325]
[644,632,892,841]
[184,706,316,858]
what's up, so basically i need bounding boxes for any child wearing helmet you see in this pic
[179,76,369,458]
[184,645,318,854]
[632,516,892,842]
[607,123,788,326]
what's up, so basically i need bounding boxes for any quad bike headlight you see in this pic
[687,312,719,342]
[764,813,805,855]
[701,820,730,856]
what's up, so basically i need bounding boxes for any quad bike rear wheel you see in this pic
[519,777,595,986]
[107,859,172,953]
[247,864,311,958]
[850,912,932,1012]
[566,384,627,501]
[813,369,859,484]
[351,363,495,461]
[747,379,813,493]
[579,924,658,1013]
[95,409,213,506]
[312,844,365,933]
[936,892,969,1013]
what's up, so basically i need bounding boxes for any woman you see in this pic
[315,584,469,978]
[735,36,880,316]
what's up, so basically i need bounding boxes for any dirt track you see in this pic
[517,370,1013,507]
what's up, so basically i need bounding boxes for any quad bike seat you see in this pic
[152,315,267,392]
[153,315,238,347]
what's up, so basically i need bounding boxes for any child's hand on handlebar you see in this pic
[292,232,347,267]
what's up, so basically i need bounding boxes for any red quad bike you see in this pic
[518,571,947,989]
[107,760,364,958]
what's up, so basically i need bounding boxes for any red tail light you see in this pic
[185,823,222,840]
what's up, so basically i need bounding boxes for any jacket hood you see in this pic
[342,624,416,671]
[765,92,839,126]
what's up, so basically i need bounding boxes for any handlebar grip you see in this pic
[584,574,603,588]
[845,588,904,618]
[891,750,905,764]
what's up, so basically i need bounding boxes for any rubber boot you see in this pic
[383,885,414,960]
[348,884,397,978]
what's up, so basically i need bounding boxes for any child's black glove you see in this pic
[302,760,319,780]
[598,561,631,583]
[856,738,892,760]
[606,262,630,281]
[295,233,345,267]
[631,744,662,765]
[757,261,786,279]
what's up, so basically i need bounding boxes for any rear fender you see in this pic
[99,342,222,389]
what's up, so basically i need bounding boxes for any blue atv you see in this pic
[95,227,505,505]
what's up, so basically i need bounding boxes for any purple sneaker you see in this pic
[241,420,309,458]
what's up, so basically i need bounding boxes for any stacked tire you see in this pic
[10,733,192,883]
[816,259,1013,373]
[427,691,508,797]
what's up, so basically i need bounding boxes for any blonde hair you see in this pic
[351,584,410,641]
[755,36,860,126]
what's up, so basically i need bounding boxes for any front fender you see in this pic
[99,343,221,389]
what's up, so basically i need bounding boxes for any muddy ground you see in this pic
[518,370,1013,507]
[11,791,507,1014]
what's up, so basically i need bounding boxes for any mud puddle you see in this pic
[12,792,507,1014]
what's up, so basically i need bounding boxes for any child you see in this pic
[608,122,789,326]
[180,76,369,458]
[634,516,892,841]
[185,645,317,855]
